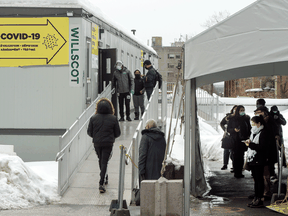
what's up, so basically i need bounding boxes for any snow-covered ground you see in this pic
[0,155,59,210]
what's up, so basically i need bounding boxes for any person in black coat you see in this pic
[138,119,166,182]
[87,98,121,193]
[220,105,237,170]
[270,105,287,168]
[133,69,145,120]
[227,105,251,178]
[143,60,157,100]
[254,105,279,199]
[245,115,267,208]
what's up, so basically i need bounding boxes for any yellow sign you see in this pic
[91,23,98,56]
[141,50,144,67]
[0,18,69,67]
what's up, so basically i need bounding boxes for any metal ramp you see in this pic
[60,120,138,205]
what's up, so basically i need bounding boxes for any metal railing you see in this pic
[196,88,226,132]
[125,82,166,202]
[56,84,112,195]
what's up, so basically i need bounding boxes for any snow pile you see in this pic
[166,116,224,167]
[0,154,59,210]
[199,118,223,161]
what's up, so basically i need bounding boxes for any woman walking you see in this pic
[87,98,121,193]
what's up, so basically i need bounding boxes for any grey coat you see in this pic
[138,127,166,180]
[112,67,134,93]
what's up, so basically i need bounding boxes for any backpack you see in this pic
[154,70,162,89]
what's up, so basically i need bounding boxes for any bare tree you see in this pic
[201,10,230,29]
[279,76,288,98]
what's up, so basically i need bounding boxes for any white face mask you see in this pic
[251,125,264,134]
[116,65,122,70]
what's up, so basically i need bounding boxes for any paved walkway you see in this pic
[60,120,138,207]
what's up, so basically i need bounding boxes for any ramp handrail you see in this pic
[56,84,112,195]
[125,82,168,203]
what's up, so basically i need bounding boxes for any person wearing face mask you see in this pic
[112,60,134,121]
[245,115,268,208]
[220,105,237,171]
[133,69,145,120]
[256,98,269,113]
[254,106,278,200]
[143,60,157,100]
[269,105,287,169]
[227,105,251,178]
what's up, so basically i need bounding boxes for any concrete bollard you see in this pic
[140,177,183,216]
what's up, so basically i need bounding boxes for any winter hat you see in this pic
[134,69,141,74]
[143,60,151,66]
[271,105,278,112]
[115,60,123,66]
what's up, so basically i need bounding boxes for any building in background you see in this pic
[225,76,288,98]
[152,37,184,91]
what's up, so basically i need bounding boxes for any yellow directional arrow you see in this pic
[0,17,69,67]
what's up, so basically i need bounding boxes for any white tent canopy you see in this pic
[183,1,288,214]
[184,0,288,87]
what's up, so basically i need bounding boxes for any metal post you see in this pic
[216,96,219,132]
[184,79,191,216]
[191,78,197,195]
[278,142,283,197]
[118,146,125,209]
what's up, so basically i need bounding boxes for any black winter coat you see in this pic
[269,111,286,137]
[87,114,121,147]
[227,115,251,152]
[247,130,268,166]
[144,66,156,89]
[220,113,232,131]
[134,77,145,95]
[263,116,278,164]
[138,127,166,180]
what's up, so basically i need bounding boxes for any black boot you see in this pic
[126,116,132,121]
[134,112,139,120]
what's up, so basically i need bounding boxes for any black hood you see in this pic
[141,127,165,140]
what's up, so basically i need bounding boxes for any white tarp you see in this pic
[184,0,288,86]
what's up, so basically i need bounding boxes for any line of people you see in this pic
[112,60,161,121]
[220,98,286,208]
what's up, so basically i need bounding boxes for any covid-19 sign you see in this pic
[0,17,69,67]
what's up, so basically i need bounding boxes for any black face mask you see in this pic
[135,74,141,79]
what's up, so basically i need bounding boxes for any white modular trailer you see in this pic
[0,0,158,131]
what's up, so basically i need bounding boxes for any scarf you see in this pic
[246,125,263,163]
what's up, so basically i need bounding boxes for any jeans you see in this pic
[95,146,113,185]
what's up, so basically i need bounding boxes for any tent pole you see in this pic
[191,78,196,195]
[184,79,191,215]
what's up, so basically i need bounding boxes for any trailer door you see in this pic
[99,48,117,117]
